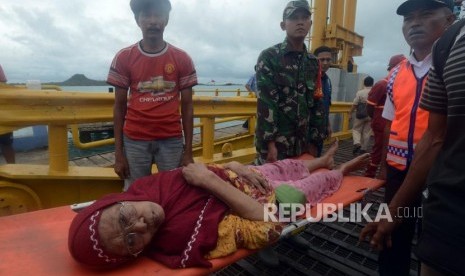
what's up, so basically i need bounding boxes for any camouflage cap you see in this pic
[283,0,311,20]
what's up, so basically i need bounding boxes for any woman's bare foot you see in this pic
[337,153,371,176]
[320,138,338,169]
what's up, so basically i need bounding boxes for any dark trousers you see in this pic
[378,165,421,276]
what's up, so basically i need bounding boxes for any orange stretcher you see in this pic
[0,158,384,275]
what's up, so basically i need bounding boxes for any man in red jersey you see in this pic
[107,0,197,190]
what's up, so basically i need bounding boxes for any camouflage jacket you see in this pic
[255,38,323,163]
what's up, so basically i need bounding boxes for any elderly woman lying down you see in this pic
[68,141,369,269]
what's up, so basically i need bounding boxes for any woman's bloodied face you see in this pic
[98,201,165,257]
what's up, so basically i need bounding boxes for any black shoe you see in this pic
[359,149,367,154]
[353,144,361,155]
[286,235,311,250]
[257,247,280,267]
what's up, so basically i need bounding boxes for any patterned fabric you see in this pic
[253,159,343,206]
[208,164,276,204]
[180,197,213,268]
[206,215,282,259]
[204,164,282,259]
[386,64,402,110]
[309,65,326,146]
[384,59,429,170]
[255,38,321,164]
[107,42,197,140]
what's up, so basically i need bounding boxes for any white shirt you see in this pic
[382,53,432,121]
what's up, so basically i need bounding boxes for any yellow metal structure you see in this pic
[311,0,363,72]
[0,89,353,216]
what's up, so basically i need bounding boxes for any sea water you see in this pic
[61,85,248,159]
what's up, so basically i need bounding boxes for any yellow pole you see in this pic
[330,0,345,27]
[201,118,215,160]
[248,116,256,135]
[343,112,350,134]
[344,0,357,72]
[48,124,69,172]
[344,0,356,31]
[311,0,329,51]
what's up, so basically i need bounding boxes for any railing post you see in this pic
[248,116,256,135]
[48,124,69,172]
[200,118,215,160]
[342,112,350,134]
[236,89,241,97]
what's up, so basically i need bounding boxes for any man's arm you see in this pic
[366,80,386,118]
[245,84,253,92]
[113,87,129,179]
[378,120,391,180]
[360,112,447,249]
[378,94,395,179]
[180,87,194,166]
[245,76,253,92]
[389,112,446,210]
[348,92,359,120]
[182,163,270,221]
[256,52,280,162]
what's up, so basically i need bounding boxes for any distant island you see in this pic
[11,74,241,87]
[44,74,107,86]
[198,82,239,86]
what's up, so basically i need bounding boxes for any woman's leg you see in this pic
[283,153,371,205]
[291,170,344,205]
[253,140,338,189]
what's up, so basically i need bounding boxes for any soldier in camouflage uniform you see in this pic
[255,0,323,165]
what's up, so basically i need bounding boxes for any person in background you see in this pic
[364,54,405,178]
[254,0,322,266]
[313,46,333,156]
[0,65,7,84]
[245,66,258,95]
[360,0,455,274]
[242,66,258,129]
[361,16,465,275]
[349,76,373,156]
[107,0,197,191]
[0,64,15,164]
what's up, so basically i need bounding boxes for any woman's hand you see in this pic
[224,162,270,194]
[182,163,214,188]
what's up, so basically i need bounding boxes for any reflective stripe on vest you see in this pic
[386,60,429,170]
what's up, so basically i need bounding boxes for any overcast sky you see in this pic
[0,0,411,84]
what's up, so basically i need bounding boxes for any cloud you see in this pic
[0,0,409,84]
